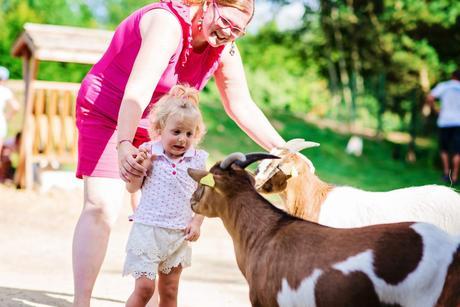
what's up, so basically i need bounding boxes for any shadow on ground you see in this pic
[0,287,124,307]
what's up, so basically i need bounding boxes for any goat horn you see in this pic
[235,153,280,169]
[220,152,247,169]
[285,139,320,152]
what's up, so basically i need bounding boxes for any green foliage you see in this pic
[0,0,98,81]
[198,92,443,191]
[238,22,330,114]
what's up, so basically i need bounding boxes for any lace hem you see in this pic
[132,271,156,280]
[160,252,191,274]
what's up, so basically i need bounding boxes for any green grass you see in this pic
[200,100,446,191]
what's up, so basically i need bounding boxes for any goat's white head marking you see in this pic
[254,139,319,189]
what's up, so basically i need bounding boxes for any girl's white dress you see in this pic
[123,141,208,280]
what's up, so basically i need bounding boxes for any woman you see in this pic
[73,0,286,305]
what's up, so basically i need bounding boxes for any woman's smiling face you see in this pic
[202,0,253,47]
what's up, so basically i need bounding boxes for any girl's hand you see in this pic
[184,216,204,242]
[118,142,147,182]
[142,153,157,176]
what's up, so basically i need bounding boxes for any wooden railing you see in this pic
[15,80,80,188]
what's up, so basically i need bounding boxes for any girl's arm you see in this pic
[117,9,181,182]
[125,151,148,193]
[214,44,286,151]
[125,151,155,193]
[125,175,144,193]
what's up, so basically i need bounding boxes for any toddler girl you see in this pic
[123,84,207,307]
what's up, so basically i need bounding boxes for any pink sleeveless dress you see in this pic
[76,0,225,179]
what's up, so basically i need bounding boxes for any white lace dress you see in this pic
[123,141,208,280]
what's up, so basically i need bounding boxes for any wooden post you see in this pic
[15,54,39,188]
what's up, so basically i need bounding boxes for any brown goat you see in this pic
[188,152,460,307]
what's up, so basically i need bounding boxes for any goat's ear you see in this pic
[200,173,215,187]
[187,168,209,183]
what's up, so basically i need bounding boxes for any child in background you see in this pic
[0,132,21,183]
[123,84,207,307]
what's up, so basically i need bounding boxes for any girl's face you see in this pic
[160,114,198,159]
[202,0,252,47]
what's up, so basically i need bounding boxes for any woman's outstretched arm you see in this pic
[214,44,286,151]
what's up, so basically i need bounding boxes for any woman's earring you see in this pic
[230,41,236,56]
[198,15,204,32]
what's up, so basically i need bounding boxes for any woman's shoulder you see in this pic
[140,0,191,29]
[139,6,183,38]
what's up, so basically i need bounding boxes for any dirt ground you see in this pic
[0,184,251,307]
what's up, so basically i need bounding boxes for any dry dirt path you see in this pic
[0,185,250,307]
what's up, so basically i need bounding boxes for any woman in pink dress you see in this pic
[73,0,286,305]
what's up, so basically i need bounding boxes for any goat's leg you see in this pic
[436,247,460,307]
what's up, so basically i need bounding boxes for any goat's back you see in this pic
[319,184,460,235]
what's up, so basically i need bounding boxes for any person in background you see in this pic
[72,1,286,305]
[426,69,460,184]
[0,132,21,183]
[0,66,20,158]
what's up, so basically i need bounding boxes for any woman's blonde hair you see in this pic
[149,84,206,146]
[186,0,254,16]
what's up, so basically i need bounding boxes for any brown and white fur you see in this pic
[254,139,460,236]
[188,153,460,307]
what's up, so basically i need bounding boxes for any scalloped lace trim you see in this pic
[160,255,191,274]
[132,271,156,280]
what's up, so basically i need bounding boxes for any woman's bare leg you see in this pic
[72,176,125,306]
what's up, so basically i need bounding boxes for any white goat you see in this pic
[188,152,460,307]
[254,139,460,235]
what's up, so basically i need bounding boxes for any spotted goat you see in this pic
[187,152,460,307]
[254,139,460,236]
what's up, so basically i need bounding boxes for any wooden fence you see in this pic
[14,80,80,188]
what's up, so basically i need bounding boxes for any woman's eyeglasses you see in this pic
[212,0,246,38]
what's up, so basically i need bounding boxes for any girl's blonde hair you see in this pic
[149,84,206,146]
